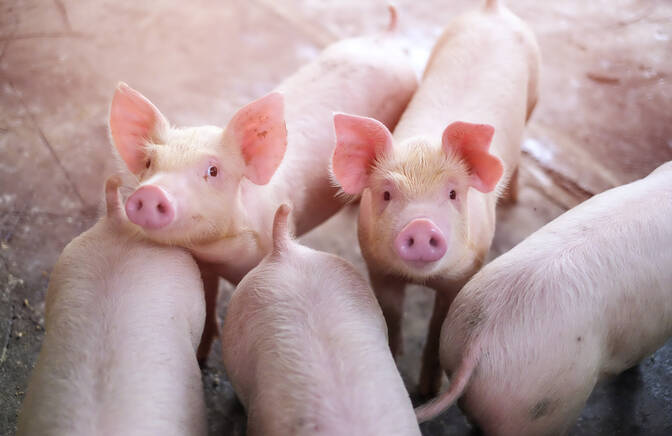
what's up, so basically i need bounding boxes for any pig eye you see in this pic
[449,190,456,200]
[383,191,391,201]
[208,166,218,177]
[145,159,151,169]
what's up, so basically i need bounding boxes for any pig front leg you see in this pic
[197,264,220,365]
[418,290,456,397]
[370,271,407,357]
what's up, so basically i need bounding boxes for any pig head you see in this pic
[109,83,287,247]
[332,113,503,281]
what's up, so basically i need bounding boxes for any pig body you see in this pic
[17,177,207,436]
[330,0,539,395]
[109,8,417,361]
[221,206,421,436]
[416,162,672,435]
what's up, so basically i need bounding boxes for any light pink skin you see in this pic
[109,8,417,362]
[17,177,206,436]
[330,0,540,396]
[221,205,421,436]
[416,161,672,434]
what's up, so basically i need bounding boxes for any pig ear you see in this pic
[441,121,503,193]
[226,92,287,185]
[109,83,169,174]
[331,113,393,195]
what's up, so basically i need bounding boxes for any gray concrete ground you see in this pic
[1,0,671,435]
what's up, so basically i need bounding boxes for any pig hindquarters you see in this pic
[417,162,672,435]
[221,206,421,436]
[17,177,207,436]
[108,7,418,362]
[330,0,540,396]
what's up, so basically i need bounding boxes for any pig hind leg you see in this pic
[418,292,452,397]
[197,265,220,365]
[370,272,407,357]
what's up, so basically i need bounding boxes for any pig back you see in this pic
[393,7,539,186]
[223,245,420,435]
[439,162,672,435]
[271,35,417,235]
[18,219,206,436]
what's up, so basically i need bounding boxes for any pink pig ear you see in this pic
[109,83,169,174]
[331,113,394,195]
[226,92,287,185]
[441,121,503,193]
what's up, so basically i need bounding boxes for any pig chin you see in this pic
[393,257,448,282]
[147,216,221,247]
[363,242,447,282]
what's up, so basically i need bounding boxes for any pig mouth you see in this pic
[399,258,444,275]
[405,258,442,267]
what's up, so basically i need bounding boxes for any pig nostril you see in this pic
[429,237,438,247]
[157,203,166,214]
[136,200,143,210]
[408,237,414,247]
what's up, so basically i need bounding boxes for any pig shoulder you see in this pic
[46,219,203,340]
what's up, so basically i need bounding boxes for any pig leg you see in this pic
[370,272,407,357]
[501,166,520,205]
[418,291,453,397]
[197,265,220,365]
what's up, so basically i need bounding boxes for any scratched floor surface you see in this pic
[1,1,671,435]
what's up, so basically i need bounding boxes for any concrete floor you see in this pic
[1,0,671,434]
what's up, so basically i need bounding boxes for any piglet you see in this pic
[109,6,417,362]
[221,205,421,436]
[17,176,206,436]
[416,161,672,435]
[330,0,540,396]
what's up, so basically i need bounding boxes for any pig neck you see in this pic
[187,180,283,283]
[458,190,494,273]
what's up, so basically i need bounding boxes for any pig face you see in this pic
[109,83,287,246]
[331,114,502,281]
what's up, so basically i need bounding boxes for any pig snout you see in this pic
[394,219,447,263]
[125,185,175,230]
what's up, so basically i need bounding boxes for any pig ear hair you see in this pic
[104,174,124,221]
[109,82,169,174]
[272,203,293,253]
[331,113,394,195]
[441,121,503,193]
[226,92,288,185]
